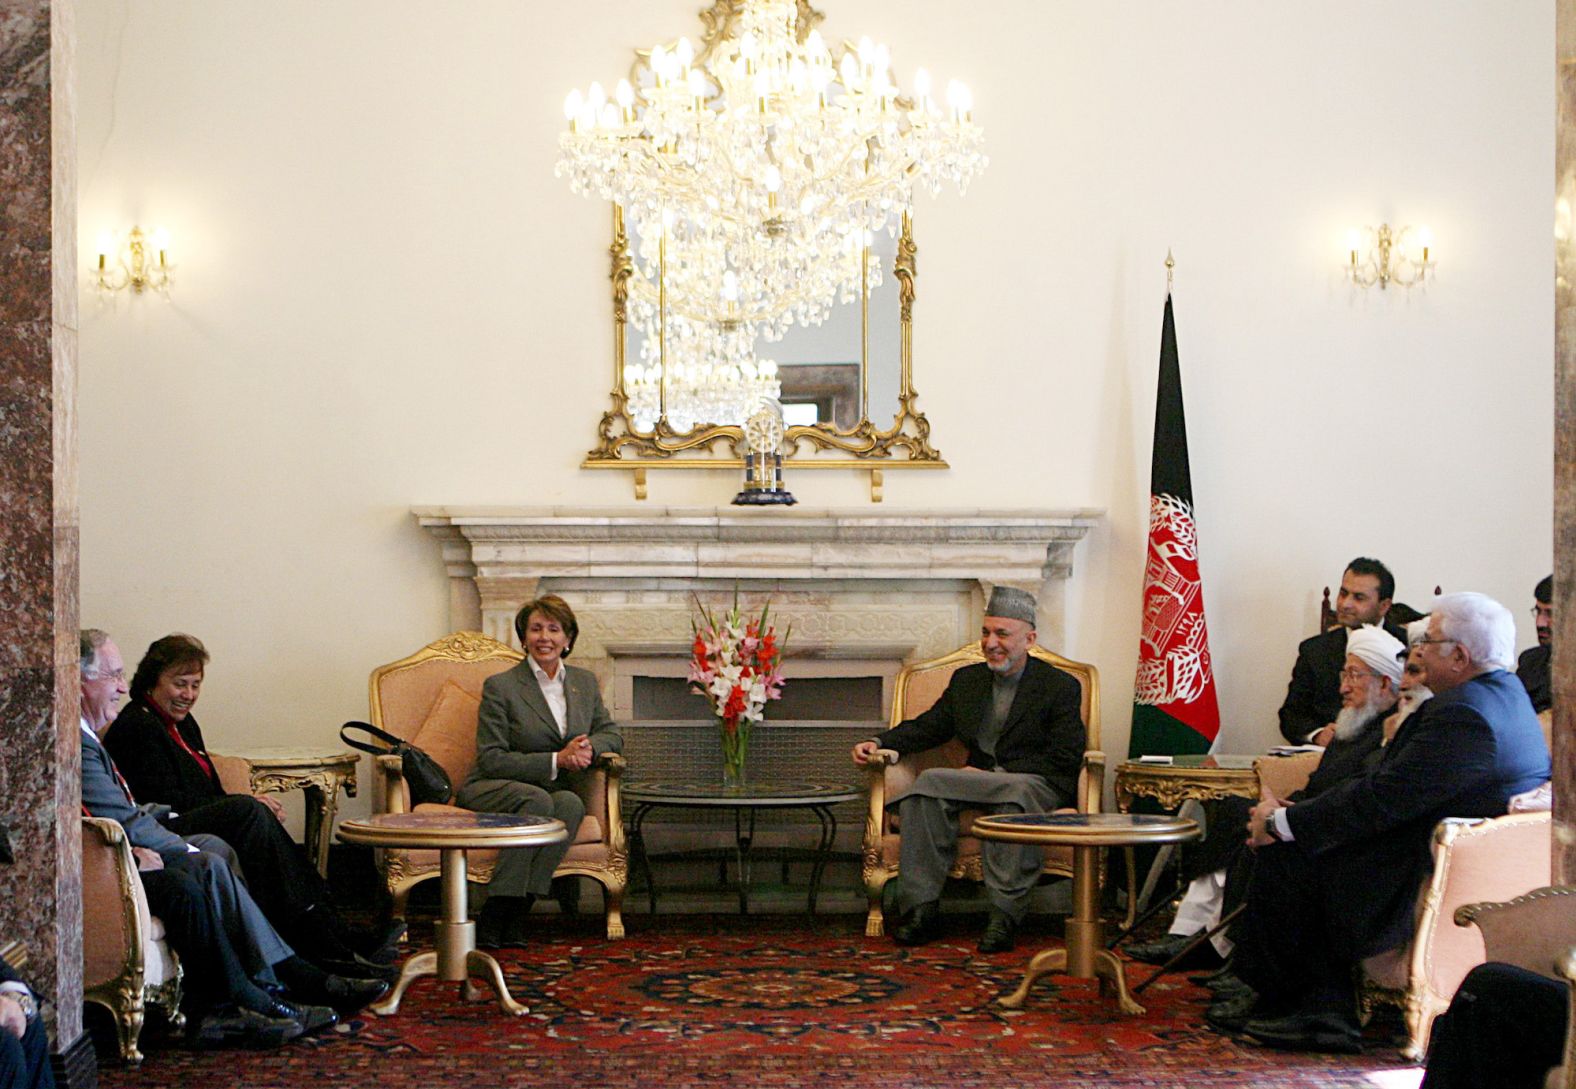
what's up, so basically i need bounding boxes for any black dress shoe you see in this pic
[190,1006,303,1050]
[314,953,400,984]
[343,917,407,963]
[1188,960,1238,986]
[1203,990,1261,1034]
[1203,971,1253,998]
[317,975,391,1014]
[1243,1009,1362,1054]
[892,901,942,946]
[262,998,339,1035]
[1124,930,1221,967]
[977,910,1018,954]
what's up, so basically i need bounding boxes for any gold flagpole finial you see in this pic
[1165,248,1175,294]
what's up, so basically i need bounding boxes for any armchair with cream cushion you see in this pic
[82,817,183,1064]
[367,631,628,939]
[861,642,1103,938]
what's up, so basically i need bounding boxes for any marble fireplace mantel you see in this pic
[413,507,1103,675]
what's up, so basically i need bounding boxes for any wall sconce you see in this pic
[1346,223,1434,290]
[95,226,173,295]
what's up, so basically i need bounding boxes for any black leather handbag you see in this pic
[339,721,453,807]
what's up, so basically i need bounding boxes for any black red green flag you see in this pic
[1129,295,1221,757]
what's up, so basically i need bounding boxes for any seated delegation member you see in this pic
[103,633,401,970]
[1203,626,1406,1028]
[1516,574,1553,713]
[851,587,1086,955]
[1132,624,1408,971]
[458,595,624,949]
[81,629,387,1032]
[1226,593,1549,1054]
[1277,557,1405,746]
[1421,962,1568,1089]
[0,954,52,1089]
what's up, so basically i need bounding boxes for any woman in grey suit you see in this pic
[457,595,623,947]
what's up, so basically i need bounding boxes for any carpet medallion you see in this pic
[100,916,1421,1088]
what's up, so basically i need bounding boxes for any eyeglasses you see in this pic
[1339,668,1381,682]
[1413,638,1457,649]
[91,668,126,682]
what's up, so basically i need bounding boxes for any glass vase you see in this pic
[719,717,749,791]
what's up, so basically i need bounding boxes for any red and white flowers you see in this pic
[688,594,788,782]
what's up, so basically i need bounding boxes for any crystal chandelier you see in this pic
[556,0,985,428]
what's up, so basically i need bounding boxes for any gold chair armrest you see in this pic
[863,752,897,855]
[1081,750,1106,813]
[597,751,626,856]
[374,754,409,814]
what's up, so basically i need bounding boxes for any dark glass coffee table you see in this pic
[623,781,861,914]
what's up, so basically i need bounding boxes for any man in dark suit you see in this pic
[457,596,623,947]
[1517,574,1553,713]
[0,955,53,1088]
[851,587,1086,954]
[1421,961,1568,1088]
[1278,557,1405,745]
[1228,593,1551,1052]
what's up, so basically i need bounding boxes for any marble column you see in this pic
[1557,3,1575,883]
[0,0,86,1069]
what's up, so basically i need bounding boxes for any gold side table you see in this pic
[222,747,360,878]
[338,812,566,1016]
[1112,754,1261,813]
[972,812,1199,1015]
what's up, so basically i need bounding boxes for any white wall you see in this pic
[77,1,1555,818]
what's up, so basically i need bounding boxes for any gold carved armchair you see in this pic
[82,816,184,1064]
[368,632,628,939]
[861,642,1103,937]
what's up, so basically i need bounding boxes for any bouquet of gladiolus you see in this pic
[688,593,788,785]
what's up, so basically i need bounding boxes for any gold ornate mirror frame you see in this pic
[579,0,948,502]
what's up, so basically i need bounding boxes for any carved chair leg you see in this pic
[115,1004,146,1065]
[604,882,626,940]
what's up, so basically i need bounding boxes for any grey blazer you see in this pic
[80,724,191,862]
[466,660,623,789]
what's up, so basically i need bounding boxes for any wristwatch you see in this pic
[1263,809,1284,842]
[3,990,36,1022]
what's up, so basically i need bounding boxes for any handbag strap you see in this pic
[339,720,405,757]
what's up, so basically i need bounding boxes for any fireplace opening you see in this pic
[632,675,884,722]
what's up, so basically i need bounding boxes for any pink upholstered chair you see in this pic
[367,632,627,939]
[861,642,1103,938]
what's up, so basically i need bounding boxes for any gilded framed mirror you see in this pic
[566,0,986,498]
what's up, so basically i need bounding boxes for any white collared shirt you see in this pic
[532,658,568,780]
[531,658,569,738]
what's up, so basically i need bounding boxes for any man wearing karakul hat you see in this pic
[851,587,1087,953]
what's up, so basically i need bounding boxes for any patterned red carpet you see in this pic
[100,915,1424,1088]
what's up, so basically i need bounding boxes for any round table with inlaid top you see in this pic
[338,811,566,1015]
[970,812,1200,1015]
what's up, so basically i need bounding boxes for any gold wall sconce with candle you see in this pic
[1346,223,1434,290]
[95,226,173,295]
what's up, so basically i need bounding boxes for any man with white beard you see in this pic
[1381,620,1434,744]
[1203,625,1408,1030]
[1131,627,1408,970]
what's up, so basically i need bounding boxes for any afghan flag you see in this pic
[1128,294,1221,757]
